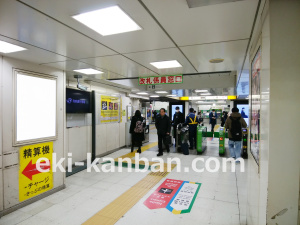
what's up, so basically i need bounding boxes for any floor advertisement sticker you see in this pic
[144,179,184,209]
[166,181,201,214]
[19,142,53,202]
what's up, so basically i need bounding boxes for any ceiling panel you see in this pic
[18,0,175,53]
[142,0,258,46]
[180,39,248,72]
[79,55,158,78]
[0,0,116,61]
[0,36,68,64]
[123,48,197,75]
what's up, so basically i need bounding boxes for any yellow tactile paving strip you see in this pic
[83,142,177,225]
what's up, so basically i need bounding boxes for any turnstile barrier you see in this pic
[196,126,207,154]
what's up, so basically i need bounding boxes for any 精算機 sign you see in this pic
[19,142,53,202]
[138,75,183,85]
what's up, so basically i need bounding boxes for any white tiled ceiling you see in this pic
[0,0,259,82]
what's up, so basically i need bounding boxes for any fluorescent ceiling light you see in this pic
[0,41,26,53]
[136,92,148,95]
[73,68,103,75]
[150,60,182,69]
[201,93,212,96]
[195,90,208,93]
[72,6,142,36]
[155,91,168,94]
[167,95,177,97]
[150,95,159,98]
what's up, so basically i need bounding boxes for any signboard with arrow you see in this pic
[19,142,53,202]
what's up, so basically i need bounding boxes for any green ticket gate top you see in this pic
[219,127,226,156]
[197,126,207,154]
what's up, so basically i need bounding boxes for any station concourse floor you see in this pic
[0,125,248,225]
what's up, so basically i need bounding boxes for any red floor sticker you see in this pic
[144,179,184,209]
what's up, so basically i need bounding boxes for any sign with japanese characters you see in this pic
[166,181,201,214]
[19,142,53,202]
[138,75,183,85]
[144,179,184,209]
[100,95,120,123]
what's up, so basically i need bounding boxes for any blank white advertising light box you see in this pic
[16,71,57,144]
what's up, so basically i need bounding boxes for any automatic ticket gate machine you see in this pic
[176,123,189,152]
[219,127,226,156]
[196,126,207,154]
[241,128,248,159]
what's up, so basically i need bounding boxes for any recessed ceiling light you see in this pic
[150,95,159,98]
[201,93,212,96]
[72,6,142,36]
[137,92,148,95]
[0,40,27,53]
[155,91,168,94]
[167,94,177,97]
[150,60,182,69]
[209,58,224,63]
[195,90,208,93]
[73,68,103,75]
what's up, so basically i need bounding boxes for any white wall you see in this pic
[0,56,66,211]
[247,1,300,224]
[66,80,140,162]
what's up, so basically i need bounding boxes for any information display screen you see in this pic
[66,88,91,113]
[237,104,249,126]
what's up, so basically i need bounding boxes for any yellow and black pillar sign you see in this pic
[19,142,53,202]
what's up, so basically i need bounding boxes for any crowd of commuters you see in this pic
[130,107,246,160]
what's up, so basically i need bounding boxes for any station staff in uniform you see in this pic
[172,106,185,146]
[184,108,199,150]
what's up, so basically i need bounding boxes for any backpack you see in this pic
[134,120,144,133]
[230,116,242,141]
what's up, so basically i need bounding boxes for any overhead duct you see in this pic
[186,0,245,8]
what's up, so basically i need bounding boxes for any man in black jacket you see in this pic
[172,106,185,146]
[155,108,171,156]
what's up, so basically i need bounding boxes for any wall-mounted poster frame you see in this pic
[100,94,121,123]
[250,44,261,168]
[13,69,57,146]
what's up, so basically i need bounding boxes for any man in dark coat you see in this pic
[129,110,145,153]
[172,106,185,146]
[184,108,199,150]
[155,108,171,156]
[209,109,217,132]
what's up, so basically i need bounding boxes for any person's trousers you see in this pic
[211,123,216,132]
[228,140,242,159]
[173,125,178,146]
[131,137,142,152]
[158,134,170,154]
[189,130,197,149]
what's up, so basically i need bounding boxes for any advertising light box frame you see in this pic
[13,69,58,146]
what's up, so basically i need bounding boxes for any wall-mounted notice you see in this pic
[100,95,120,123]
[138,74,183,85]
[19,142,53,202]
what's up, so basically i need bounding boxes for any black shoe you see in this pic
[167,149,170,153]
[137,149,141,153]
[157,153,163,156]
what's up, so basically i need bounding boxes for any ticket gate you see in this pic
[176,124,189,152]
[219,127,226,156]
[196,126,207,154]
[241,128,248,159]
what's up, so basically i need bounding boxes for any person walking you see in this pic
[129,110,145,153]
[221,111,228,127]
[172,106,185,147]
[209,109,217,132]
[184,108,199,150]
[155,108,171,156]
[225,107,247,161]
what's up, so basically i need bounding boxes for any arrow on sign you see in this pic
[22,160,50,180]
